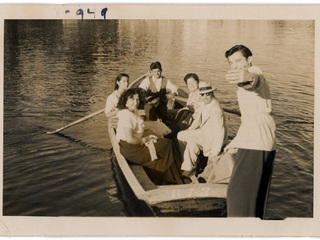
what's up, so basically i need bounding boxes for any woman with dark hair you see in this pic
[105,73,129,118]
[168,73,201,136]
[184,73,201,121]
[116,88,175,184]
[184,73,199,102]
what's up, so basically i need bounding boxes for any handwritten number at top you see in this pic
[68,8,108,19]
[76,9,84,19]
[101,8,108,19]
[87,8,95,18]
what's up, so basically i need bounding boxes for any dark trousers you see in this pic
[119,138,174,173]
[144,101,168,123]
[227,148,276,218]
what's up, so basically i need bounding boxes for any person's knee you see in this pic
[185,141,200,158]
[145,104,158,120]
[177,131,188,141]
[157,138,174,152]
[177,132,182,141]
[159,137,172,146]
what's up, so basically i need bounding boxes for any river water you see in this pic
[3,20,314,219]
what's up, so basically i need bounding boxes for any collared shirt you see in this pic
[105,90,120,116]
[229,66,276,151]
[238,66,272,118]
[116,109,144,142]
[139,76,178,94]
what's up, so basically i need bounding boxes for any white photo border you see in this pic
[0,3,319,237]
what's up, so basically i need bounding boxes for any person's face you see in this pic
[126,94,140,112]
[186,78,199,92]
[117,76,129,90]
[227,51,251,70]
[200,91,213,105]
[151,68,162,79]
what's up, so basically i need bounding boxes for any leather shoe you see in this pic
[181,169,196,177]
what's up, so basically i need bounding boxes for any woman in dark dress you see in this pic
[115,88,175,183]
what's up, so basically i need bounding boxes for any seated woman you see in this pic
[169,73,201,136]
[116,88,175,184]
[182,73,202,124]
[105,73,129,118]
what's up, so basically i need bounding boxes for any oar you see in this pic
[222,108,241,117]
[46,73,149,135]
[175,95,241,116]
[46,108,105,134]
[174,95,188,103]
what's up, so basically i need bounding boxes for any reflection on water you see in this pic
[3,19,313,219]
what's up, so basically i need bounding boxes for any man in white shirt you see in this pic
[139,61,178,123]
[177,81,228,177]
[225,45,276,218]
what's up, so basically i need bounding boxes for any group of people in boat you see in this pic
[104,45,276,219]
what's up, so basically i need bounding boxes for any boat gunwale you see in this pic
[107,73,229,206]
[108,118,228,204]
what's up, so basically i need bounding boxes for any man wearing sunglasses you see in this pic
[177,81,228,177]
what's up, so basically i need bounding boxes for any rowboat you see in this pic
[108,73,234,217]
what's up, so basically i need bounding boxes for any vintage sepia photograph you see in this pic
[0,3,319,237]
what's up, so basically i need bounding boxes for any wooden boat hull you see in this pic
[151,197,226,217]
[108,73,230,217]
[110,130,228,216]
[141,183,227,216]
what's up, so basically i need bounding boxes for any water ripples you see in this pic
[3,19,314,219]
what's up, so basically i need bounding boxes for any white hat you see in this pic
[199,81,217,94]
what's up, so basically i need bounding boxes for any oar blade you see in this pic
[46,130,59,135]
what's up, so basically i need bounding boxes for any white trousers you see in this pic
[177,129,205,171]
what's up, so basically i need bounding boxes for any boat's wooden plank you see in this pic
[108,73,229,216]
[128,73,149,88]
[145,183,228,204]
[130,165,157,191]
[151,197,226,217]
[108,119,148,199]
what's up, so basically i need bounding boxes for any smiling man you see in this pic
[139,61,178,123]
[224,45,276,218]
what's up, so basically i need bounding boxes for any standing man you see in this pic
[139,61,178,123]
[177,81,228,177]
[224,45,276,218]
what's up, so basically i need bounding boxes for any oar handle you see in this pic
[175,95,240,116]
[222,108,241,116]
[46,73,149,135]
[174,95,188,103]
[46,108,105,134]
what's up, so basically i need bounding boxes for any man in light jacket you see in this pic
[177,81,228,177]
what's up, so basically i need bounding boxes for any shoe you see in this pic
[181,169,196,177]
[197,177,207,183]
